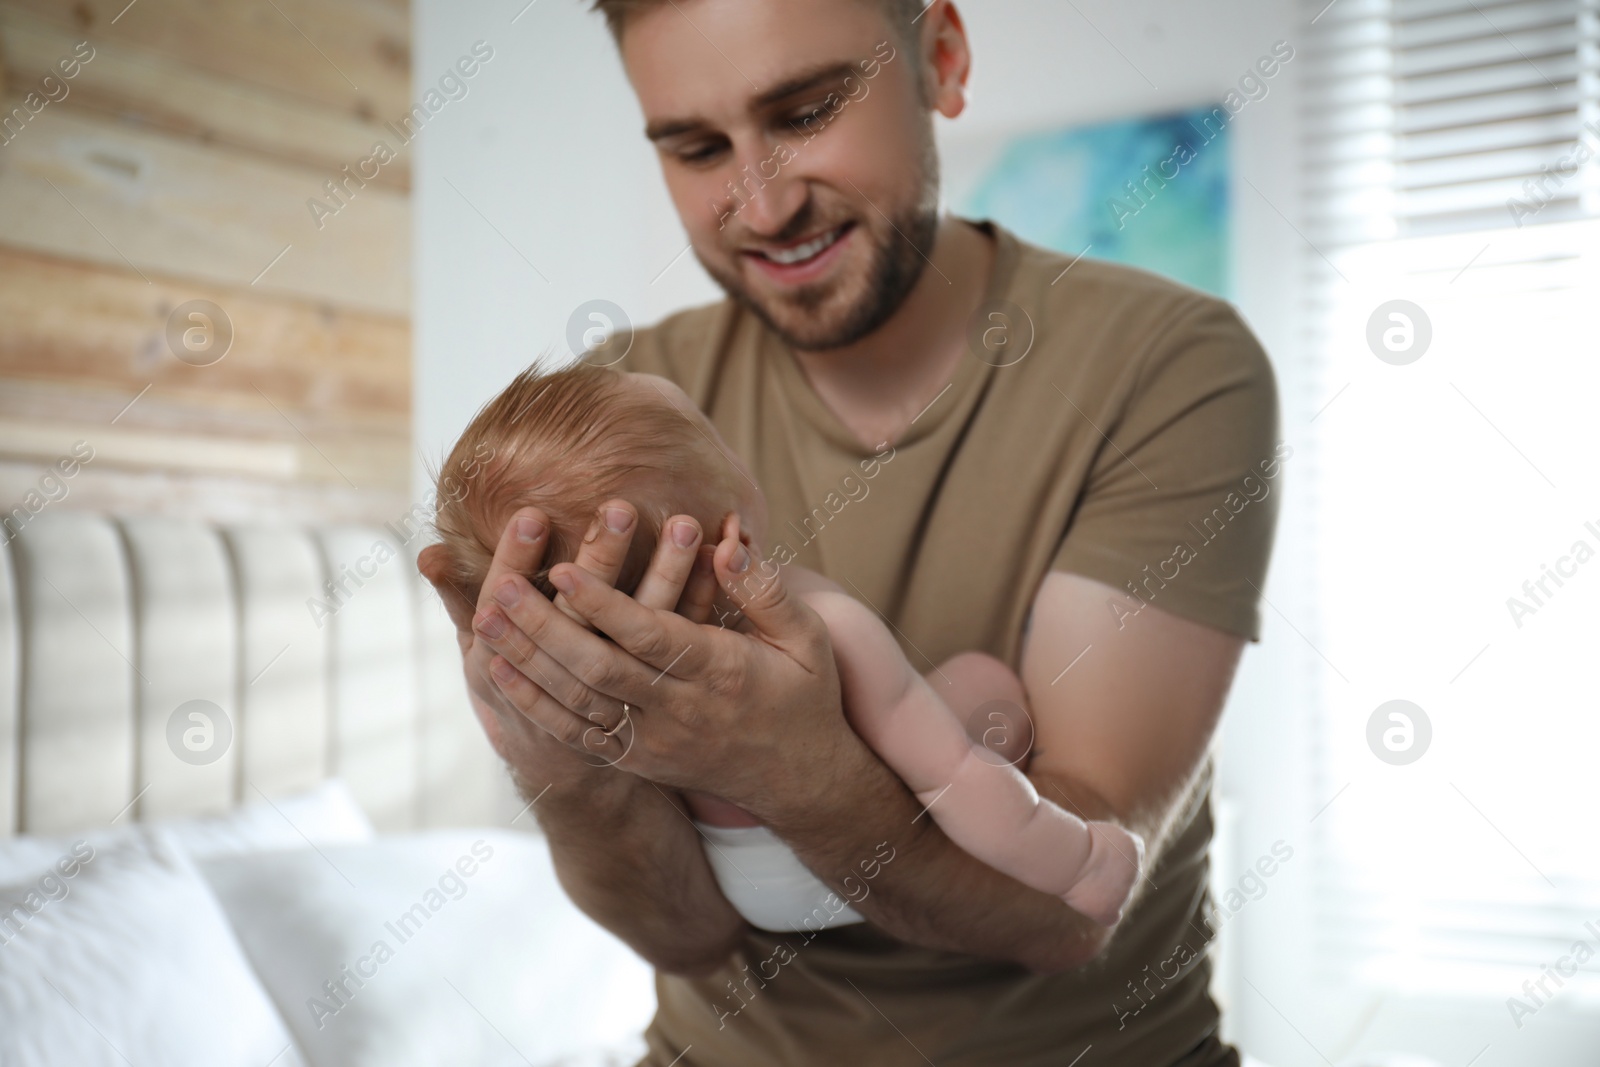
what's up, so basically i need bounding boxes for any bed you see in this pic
[0,510,656,1066]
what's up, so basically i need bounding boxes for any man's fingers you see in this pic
[464,639,555,755]
[478,507,552,615]
[633,516,702,612]
[555,500,639,625]
[480,613,630,734]
[546,562,713,681]
[469,634,589,745]
[677,545,719,624]
[486,654,633,763]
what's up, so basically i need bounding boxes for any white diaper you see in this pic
[694,822,866,933]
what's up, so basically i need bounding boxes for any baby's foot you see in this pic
[1062,822,1145,926]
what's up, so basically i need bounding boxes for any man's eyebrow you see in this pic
[644,61,863,142]
[645,117,710,142]
[750,61,861,110]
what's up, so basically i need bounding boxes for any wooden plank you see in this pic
[0,406,409,489]
[0,102,410,314]
[8,0,410,119]
[0,461,412,528]
[0,5,410,191]
[0,380,411,490]
[0,246,410,417]
[0,376,408,448]
[0,248,410,491]
[0,417,298,477]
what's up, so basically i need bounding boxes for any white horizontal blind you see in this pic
[1301,0,1600,997]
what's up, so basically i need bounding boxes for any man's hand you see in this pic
[417,503,745,975]
[466,511,853,822]
[420,499,732,771]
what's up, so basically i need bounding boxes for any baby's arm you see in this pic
[802,588,1143,926]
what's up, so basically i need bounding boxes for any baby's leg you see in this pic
[926,651,1033,768]
[1061,822,1145,926]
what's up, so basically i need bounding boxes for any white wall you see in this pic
[413,1,1315,1060]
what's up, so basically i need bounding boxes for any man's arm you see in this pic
[419,504,746,975]
[505,546,1242,973]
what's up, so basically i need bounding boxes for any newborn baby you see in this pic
[431,359,1143,927]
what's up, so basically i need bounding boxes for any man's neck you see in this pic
[788,215,997,451]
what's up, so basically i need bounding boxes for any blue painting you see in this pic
[962,104,1231,298]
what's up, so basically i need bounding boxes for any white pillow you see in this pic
[169,778,376,860]
[198,830,654,1067]
[0,779,376,883]
[0,828,305,1067]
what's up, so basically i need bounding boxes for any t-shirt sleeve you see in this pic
[1051,298,1285,642]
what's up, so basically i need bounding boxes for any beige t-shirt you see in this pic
[618,219,1281,1067]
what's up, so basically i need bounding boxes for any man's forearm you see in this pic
[758,725,1115,973]
[525,764,747,975]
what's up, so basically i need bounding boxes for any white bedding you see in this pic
[0,783,655,1067]
[0,828,307,1067]
[201,830,655,1067]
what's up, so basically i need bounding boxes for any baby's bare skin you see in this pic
[683,594,1029,829]
[684,557,1141,926]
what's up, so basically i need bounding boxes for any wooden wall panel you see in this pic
[0,459,410,528]
[0,0,412,527]
[0,5,409,191]
[0,248,410,490]
[7,0,409,119]
[0,102,408,315]
[0,247,408,417]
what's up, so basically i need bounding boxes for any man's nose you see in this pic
[725,140,808,237]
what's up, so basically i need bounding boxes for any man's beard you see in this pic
[697,159,941,352]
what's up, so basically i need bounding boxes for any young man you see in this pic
[418,1,1281,1063]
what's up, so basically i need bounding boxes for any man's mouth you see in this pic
[748,222,854,266]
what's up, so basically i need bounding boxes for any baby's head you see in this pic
[431,357,765,606]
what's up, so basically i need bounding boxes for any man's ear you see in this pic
[919,0,973,120]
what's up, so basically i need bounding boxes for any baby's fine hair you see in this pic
[429,355,741,606]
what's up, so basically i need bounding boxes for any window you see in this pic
[1301,0,1600,1005]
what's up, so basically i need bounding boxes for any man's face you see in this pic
[622,0,940,351]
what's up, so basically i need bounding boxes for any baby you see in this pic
[431,358,1143,928]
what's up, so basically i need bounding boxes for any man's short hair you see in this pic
[588,0,926,48]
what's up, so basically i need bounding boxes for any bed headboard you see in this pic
[0,511,511,837]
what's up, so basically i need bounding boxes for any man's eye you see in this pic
[676,142,728,165]
[786,105,828,134]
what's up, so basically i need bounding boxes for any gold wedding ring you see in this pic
[602,703,631,736]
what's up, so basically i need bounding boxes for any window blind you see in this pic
[1300,0,1600,997]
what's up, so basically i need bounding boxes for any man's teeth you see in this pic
[764,227,843,265]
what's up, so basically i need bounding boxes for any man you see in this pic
[418,0,1282,1063]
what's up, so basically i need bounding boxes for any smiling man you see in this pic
[418,1,1281,1065]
